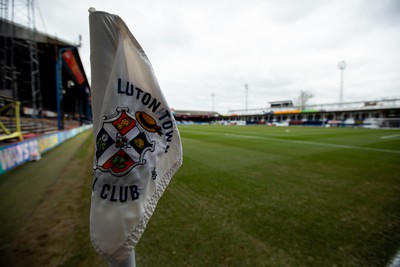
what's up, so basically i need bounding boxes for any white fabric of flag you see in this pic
[89,10,183,264]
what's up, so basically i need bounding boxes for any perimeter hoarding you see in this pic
[0,125,92,175]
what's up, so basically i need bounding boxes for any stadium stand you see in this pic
[0,18,91,143]
[173,110,219,124]
[218,98,400,128]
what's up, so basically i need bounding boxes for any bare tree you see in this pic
[298,90,313,110]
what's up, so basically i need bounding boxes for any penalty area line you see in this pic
[224,133,261,139]
[224,133,400,154]
[380,134,400,139]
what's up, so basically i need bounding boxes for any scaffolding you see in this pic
[0,0,43,141]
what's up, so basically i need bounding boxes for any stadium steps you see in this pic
[0,116,81,137]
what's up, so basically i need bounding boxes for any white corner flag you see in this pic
[89,9,183,264]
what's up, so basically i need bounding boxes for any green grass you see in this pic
[0,130,106,267]
[137,125,400,266]
[1,125,399,266]
[0,130,93,248]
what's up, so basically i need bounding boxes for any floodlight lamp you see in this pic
[338,60,347,70]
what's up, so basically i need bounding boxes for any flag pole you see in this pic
[108,250,136,267]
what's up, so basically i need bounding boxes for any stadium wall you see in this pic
[0,125,92,175]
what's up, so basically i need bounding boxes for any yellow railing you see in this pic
[0,100,23,142]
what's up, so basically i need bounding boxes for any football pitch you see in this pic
[1,125,400,266]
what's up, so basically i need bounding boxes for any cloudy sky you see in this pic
[15,0,400,113]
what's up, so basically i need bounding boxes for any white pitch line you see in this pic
[224,133,400,154]
[287,139,400,154]
[380,134,400,139]
[225,133,261,139]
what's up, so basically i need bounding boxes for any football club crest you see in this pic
[94,107,159,176]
